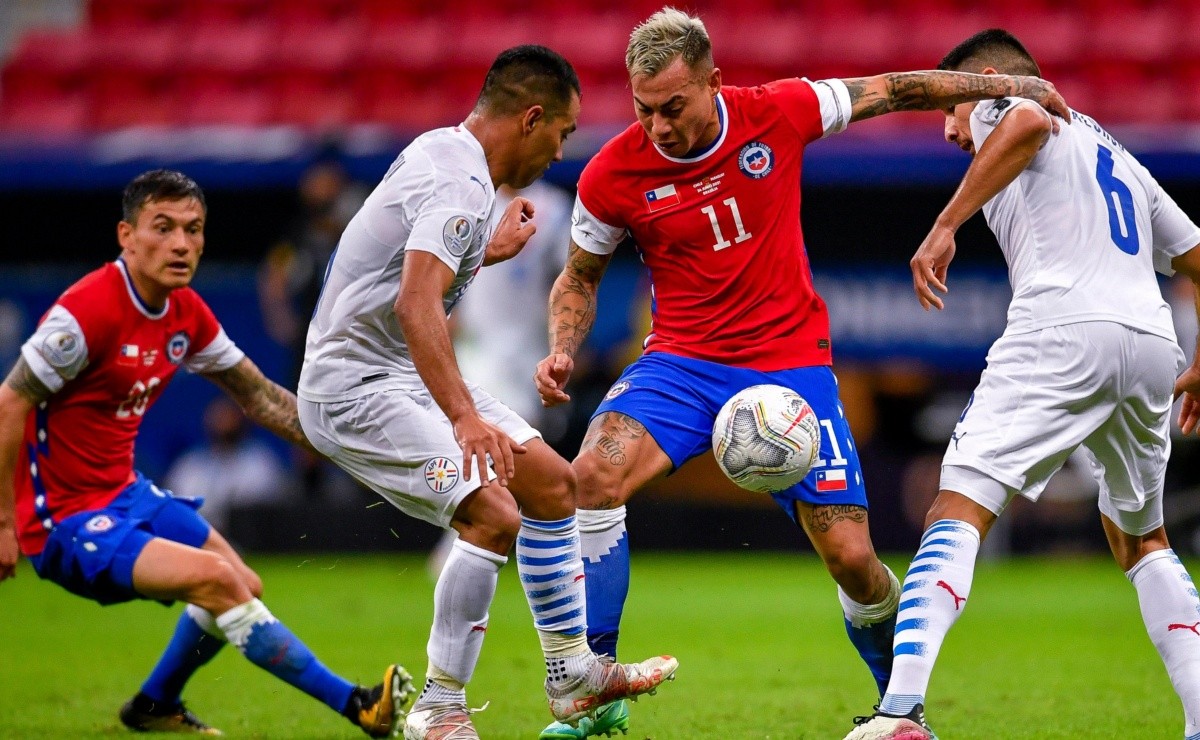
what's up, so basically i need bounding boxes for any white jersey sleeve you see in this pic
[184,327,245,374]
[401,160,493,274]
[1147,181,1200,275]
[807,78,852,137]
[20,305,88,393]
[570,196,626,256]
[969,97,1052,152]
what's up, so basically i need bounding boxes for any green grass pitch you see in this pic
[0,552,1182,738]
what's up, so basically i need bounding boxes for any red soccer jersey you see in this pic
[13,260,244,555]
[572,79,851,371]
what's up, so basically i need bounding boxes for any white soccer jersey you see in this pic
[299,126,495,402]
[972,98,1200,341]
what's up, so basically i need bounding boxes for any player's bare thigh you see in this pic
[450,437,575,555]
[574,412,672,510]
[131,536,256,614]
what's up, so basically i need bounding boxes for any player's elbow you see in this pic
[1171,243,1200,284]
[1009,106,1052,150]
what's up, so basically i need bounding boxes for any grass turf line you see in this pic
[0,552,1180,738]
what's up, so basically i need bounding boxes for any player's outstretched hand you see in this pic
[484,196,537,265]
[1175,364,1200,435]
[453,412,527,488]
[1023,77,1070,133]
[535,353,574,407]
[911,224,956,310]
[0,522,17,582]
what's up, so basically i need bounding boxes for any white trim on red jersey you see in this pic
[114,259,169,319]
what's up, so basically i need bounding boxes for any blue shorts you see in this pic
[594,353,868,522]
[29,473,210,606]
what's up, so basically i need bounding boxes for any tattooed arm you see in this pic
[841,72,1068,124]
[0,357,53,580]
[202,357,315,452]
[534,241,613,407]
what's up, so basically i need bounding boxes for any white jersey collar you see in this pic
[115,258,169,320]
[653,92,728,164]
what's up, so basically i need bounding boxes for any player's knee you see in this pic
[242,567,264,599]
[191,553,253,608]
[821,539,879,594]
[455,488,521,554]
[573,452,630,508]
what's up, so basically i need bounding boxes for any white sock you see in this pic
[1127,549,1200,738]
[517,516,588,656]
[881,519,981,715]
[185,604,226,640]
[427,537,506,686]
[578,506,627,563]
[839,564,901,627]
[214,599,277,648]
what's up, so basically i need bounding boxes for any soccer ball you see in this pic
[711,384,821,493]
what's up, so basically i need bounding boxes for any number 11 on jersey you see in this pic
[702,197,752,251]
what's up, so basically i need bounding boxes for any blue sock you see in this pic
[578,507,630,660]
[839,565,901,698]
[844,612,897,697]
[141,605,225,705]
[216,599,354,713]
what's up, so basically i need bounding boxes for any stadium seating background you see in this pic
[3,1,1200,555]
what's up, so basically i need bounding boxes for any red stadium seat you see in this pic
[0,91,91,134]
[90,0,182,29]
[361,21,446,72]
[351,66,461,132]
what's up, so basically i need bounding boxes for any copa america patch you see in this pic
[442,215,473,257]
[424,456,460,494]
[738,141,775,179]
[41,329,83,369]
[604,380,631,400]
[84,514,115,533]
[166,331,190,365]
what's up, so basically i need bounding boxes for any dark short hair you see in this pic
[939,29,1041,77]
[476,45,581,118]
[121,169,206,224]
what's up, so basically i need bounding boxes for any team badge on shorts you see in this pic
[424,457,460,494]
[604,380,631,401]
[738,141,774,179]
[84,514,115,533]
[443,215,473,257]
[166,331,190,365]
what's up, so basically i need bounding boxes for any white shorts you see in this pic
[298,383,541,529]
[941,321,1184,535]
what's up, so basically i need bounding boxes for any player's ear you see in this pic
[116,220,134,251]
[981,65,1000,76]
[707,67,721,96]
[522,105,545,135]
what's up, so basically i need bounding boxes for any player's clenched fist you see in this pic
[484,196,537,265]
[535,353,573,407]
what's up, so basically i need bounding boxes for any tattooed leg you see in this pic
[798,502,891,603]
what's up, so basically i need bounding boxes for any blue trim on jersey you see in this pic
[593,352,868,522]
[27,442,53,531]
[115,258,168,319]
[34,402,49,456]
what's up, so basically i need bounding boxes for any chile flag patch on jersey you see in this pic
[738,141,775,179]
[644,184,680,213]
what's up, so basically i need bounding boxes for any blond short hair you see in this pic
[625,7,713,79]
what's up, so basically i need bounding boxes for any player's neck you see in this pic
[462,114,508,188]
[122,261,172,312]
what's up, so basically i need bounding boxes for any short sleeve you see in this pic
[404,170,491,273]
[1148,182,1200,275]
[763,78,850,144]
[970,97,1050,152]
[572,156,627,255]
[185,327,245,374]
[19,304,89,393]
[571,196,625,255]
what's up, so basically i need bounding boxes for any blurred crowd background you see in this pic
[3,0,1200,558]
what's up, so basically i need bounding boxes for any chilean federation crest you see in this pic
[167,331,190,365]
[424,457,460,494]
[738,141,775,179]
